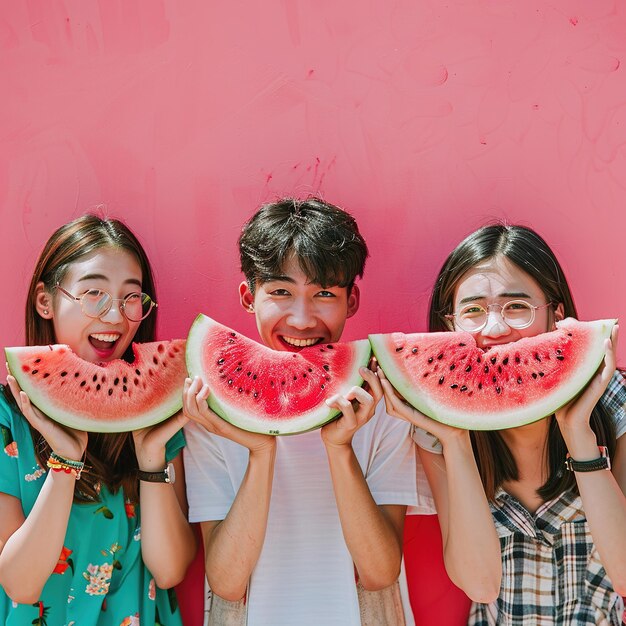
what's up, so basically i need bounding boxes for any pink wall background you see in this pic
[2,1,626,357]
[1,1,626,623]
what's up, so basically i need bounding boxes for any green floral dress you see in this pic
[0,391,185,626]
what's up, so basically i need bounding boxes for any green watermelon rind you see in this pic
[369,318,615,431]
[5,342,186,433]
[186,314,373,435]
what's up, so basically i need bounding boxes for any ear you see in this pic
[35,282,54,319]
[239,281,255,313]
[346,284,360,319]
[552,302,565,328]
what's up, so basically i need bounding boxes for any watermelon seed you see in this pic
[34,358,41,363]
[450,384,458,389]
[293,376,297,380]
[102,375,106,383]
[134,378,139,385]
[319,348,325,352]
[412,348,418,354]
[534,353,541,362]
[539,372,544,377]
[43,373,49,378]
[153,356,159,365]
[235,367,242,372]
[135,369,141,376]
[60,371,67,377]
[247,371,251,376]
[230,332,236,337]
[517,377,522,384]
[253,392,258,398]
[123,385,127,392]
[281,381,286,386]
[158,344,165,353]
[458,343,466,347]
[490,356,497,365]
[556,349,562,355]
[476,356,482,363]
[327,345,333,349]
[515,356,521,364]
[217,358,225,365]
[74,372,79,377]
[123,376,127,384]
[492,376,497,383]
[449,364,455,371]
[496,387,501,394]
[502,357,509,365]
[438,376,445,385]
[484,365,489,374]
[270,381,275,387]
[238,387,243,392]
[323,364,330,371]
[108,389,113,396]
[427,357,434,364]
[308,368,313,373]
[423,373,429,377]
[437,353,444,360]
[96,384,101,391]
[395,347,403,352]
[253,374,257,380]
[478,383,483,390]
[567,333,572,337]
[320,384,325,389]
[325,375,330,381]
[292,354,297,358]
[468,391,473,397]
[114,378,119,386]
[532,373,538,379]
[556,355,564,361]
[227,339,235,344]
[465,365,472,372]
[92,374,98,382]
[303,373,307,378]
[148,369,154,376]
[80,380,86,387]
[228,379,233,385]
[460,385,467,392]
[220,374,226,379]
[497,366,502,374]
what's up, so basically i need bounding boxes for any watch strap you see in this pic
[564,446,611,472]
[137,464,173,483]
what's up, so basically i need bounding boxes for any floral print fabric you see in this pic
[0,391,184,626]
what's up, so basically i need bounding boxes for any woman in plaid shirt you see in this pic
[380,224,626,625]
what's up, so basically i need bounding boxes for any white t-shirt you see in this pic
[184,400,421,626]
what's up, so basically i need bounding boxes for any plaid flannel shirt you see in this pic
[469,370,626,626]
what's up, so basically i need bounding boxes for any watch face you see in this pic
[165,462,176,484]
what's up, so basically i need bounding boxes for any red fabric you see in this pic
[404,514,471,626]
[176,525,205,626]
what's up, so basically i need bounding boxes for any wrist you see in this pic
[136,452,167,473]
[561,429,598,461]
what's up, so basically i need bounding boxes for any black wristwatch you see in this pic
[564,446,611,473]
[137,462,176,484]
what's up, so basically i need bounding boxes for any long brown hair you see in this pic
[428,223,617,501]
[7,214,158,503]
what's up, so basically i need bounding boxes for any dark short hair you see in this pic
[238,197,369,291]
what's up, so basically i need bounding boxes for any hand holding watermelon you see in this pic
[320,366,382,448]
[6,371,87,461]
[182,376,276,453]
[555,324,619,452]
[132,410,189,471]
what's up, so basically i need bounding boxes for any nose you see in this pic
[100,299,125,323]
[286,299,317,330]
[480,309,511,338]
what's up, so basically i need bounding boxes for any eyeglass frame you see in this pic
[53,283,157,322]
[445,299,554,333]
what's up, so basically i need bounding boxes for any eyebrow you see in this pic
[260,274,296,284]
[76,273,143,288]
[458,291,532,305]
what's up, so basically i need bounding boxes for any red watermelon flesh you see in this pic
[185,315,372,435]
[369,318,615,430]
[5,340,186,432]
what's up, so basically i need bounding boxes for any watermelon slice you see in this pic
[186,314,372,435]
[5,341,186,432]
[369,318,615,430]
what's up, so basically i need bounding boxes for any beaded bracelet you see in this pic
[47,451,85,480]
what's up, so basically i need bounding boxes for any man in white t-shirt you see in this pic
[183,198,418,625]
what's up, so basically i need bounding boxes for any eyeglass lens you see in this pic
[457,301,534,331]
[81,290,153,321]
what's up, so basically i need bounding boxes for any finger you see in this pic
[330,396,357,428]
[345,386,375,420]
[360,367,383,403]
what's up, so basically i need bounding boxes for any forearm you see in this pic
[140,482,196,589]
[0,472,74,603]
[204,447,276,601]
[566,432,626,594]
[325,443,402,590]
[421,436,501,602]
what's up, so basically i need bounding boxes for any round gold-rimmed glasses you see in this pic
[445,300,553,333]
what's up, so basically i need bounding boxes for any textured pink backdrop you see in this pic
[2,1,626,623]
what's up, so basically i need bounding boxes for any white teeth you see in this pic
[282,336,321,347]
[90,333,120,343]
